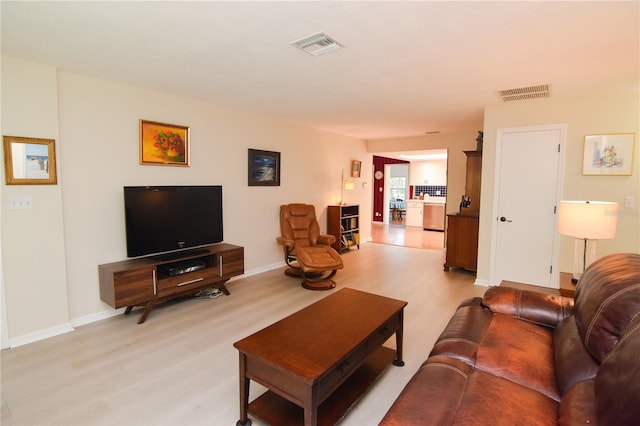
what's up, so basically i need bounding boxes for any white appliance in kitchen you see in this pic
[405,201,423,227]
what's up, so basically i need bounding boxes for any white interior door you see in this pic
[491,125,565,288]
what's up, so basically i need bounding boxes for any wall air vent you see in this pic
[497,84,550,102]
[291,32,343,57]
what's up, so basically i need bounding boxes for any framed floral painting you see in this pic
[140,119,190,166]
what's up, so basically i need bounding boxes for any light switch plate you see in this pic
[8,195,33,210]
[624,196,635,209]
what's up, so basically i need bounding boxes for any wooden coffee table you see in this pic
[234,288,407,426]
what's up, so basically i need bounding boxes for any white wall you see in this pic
[480,93,640,284]
[1,56,371,343]
[1,57,72,343]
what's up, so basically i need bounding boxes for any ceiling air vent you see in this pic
[497,84,550,102]
[291,32,343,57]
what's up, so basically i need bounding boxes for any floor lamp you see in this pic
[557,200,619,283]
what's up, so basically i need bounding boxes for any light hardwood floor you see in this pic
[1,242,484,426]
[371,222,445,250]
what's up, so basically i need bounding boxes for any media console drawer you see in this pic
[156,268,222,297]
[99,243,244,323]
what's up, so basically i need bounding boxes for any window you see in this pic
[389,177,407,201]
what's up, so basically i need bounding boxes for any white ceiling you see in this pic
[1,1,638,140]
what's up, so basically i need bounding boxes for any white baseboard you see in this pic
[234,261,285,279]
[10,261,289,348]
[474,278,491,287]
[71,308,126,328]
[10,322,75,348]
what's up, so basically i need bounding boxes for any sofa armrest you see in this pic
[482,287,574,328]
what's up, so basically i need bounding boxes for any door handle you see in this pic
[499,216,512,222]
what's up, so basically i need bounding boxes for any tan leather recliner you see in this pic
[277,203,344,290]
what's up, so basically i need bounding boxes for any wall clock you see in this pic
[374,170,384,180]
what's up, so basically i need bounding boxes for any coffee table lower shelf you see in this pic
[248,346,396,426]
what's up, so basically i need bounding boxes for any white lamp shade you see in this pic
[344,180,356,191]
[558,201,619,239]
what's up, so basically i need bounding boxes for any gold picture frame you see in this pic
[582,133,635,176]
[351,160,362,178]
[140,119,190,166]
[3,135,57,185]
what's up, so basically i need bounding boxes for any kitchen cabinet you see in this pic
[405,201,423,227]
[423,203,445,231]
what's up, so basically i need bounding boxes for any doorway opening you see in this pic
[371,150,448,250]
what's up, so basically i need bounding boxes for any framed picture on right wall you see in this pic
[582,133,635,176]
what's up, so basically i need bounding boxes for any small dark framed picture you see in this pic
[351,160,362,178]
[248,149,280,186]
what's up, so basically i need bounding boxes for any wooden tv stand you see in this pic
[99,243,244,324]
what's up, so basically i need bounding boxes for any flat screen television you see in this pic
[123,185,223,258]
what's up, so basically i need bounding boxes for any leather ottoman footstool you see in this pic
[295,245,344,290]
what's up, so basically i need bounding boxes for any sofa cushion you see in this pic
[379,356,472,425]
[553,316,599,395]
[558,380,597,426]
[380,355,558,426]
[431,295,560,401]
[453,368,558,426]
[574,253,640,363]
[475,312,560,401]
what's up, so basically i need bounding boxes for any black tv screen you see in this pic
[124,186,223,258]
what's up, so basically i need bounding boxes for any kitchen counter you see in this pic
[410,197,446,204]
[405,199,447,230]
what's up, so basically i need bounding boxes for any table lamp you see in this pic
[557,200,619,283]
[340,169,355,205]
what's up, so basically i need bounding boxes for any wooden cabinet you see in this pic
[99,243,244,323]
[444,150,482,272]
[559,272,576,298]
[444,214,479,271]
[463,150,482,214]
[327,205,360,253]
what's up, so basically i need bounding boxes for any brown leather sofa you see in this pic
[381,253,640,425]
